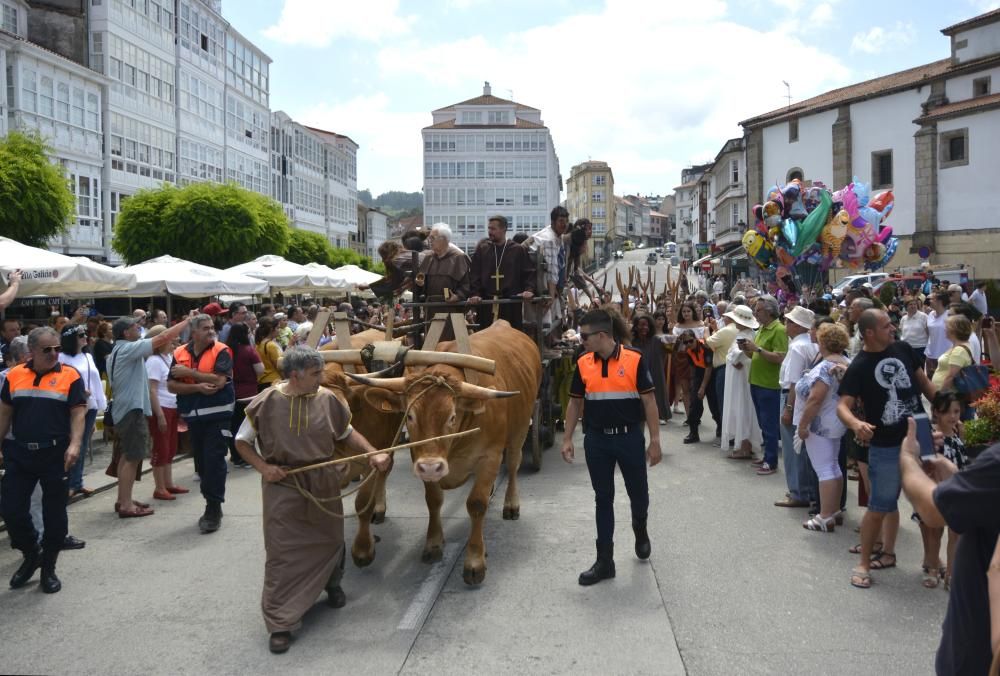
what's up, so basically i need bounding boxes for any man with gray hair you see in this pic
[109,313,190,518]
[695,290,718,319]
[416,222,471,341]
[739,295,788,476]
[168,313,235,533]
[235,346,390,654]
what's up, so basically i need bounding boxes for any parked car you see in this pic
[831,272,890,300]
[613,250,624,259]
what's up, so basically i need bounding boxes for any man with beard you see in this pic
[468,215,535,331]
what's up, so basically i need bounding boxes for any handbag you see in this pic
[953,345,990,402]
[103,348,118,428]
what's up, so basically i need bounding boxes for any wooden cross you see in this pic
[490,269,504,322]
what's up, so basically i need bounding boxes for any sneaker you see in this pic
[193,473,201,482]
[750,458,766,467]
[756,463,777,476]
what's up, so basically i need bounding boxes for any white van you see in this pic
[831,273,890,300]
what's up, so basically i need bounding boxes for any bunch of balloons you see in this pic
[742,176,897,272]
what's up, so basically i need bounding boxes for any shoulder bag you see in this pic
[952,345,990,403]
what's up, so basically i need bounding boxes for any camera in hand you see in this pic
[912,413,935,460]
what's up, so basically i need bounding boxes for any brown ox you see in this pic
[320,329,403,567]
[348,320,541,585]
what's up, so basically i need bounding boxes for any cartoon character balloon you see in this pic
[820,209,850,261]
[742,230,774,269]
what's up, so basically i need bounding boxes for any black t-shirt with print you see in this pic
[837,341,923,447]
[933,444,1000,676]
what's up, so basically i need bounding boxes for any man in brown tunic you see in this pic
[469,215,535,331]
[235,346,390,654]
[416,222,471,340]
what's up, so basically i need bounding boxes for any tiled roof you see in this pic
[423,118,546,130]
[740,59,952,128]
[942,8,1000,35]
[434,94,540,112]
[303,125,359,148]
[915,92,1000,123]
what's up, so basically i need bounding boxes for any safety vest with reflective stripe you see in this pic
[173,341,235,421]
[576,344,644,400]
[686,345,707,369]
[3,361,84,442]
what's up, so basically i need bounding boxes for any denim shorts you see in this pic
[867,444,902,513]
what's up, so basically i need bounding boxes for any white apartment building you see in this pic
[422,82,562,253]
[740,8,1000,278]
[1,0,107,258]
[268,114,359,247]
[4,0,363,263]
[672,164,710,260]
[703,137,746,250]
[363,206,388,260]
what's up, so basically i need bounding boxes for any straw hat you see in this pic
[145,324,167,339]
[723,305,759,329]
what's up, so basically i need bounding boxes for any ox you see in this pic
[320,329,402,567]
[348,320,541,585]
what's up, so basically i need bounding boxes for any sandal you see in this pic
[803,514,836,532]
[726,450,752,460]
[118,505,155,518]
[849,541,883,555]
[850,567,872,589]
[922,566,945,589]
[869,552,897,570]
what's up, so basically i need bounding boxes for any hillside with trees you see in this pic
[358,189,422,219]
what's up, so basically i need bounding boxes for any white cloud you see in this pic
[262,0,414,47]
[369,0,851,194]
[808,3,834,25]
[296,93,427,194]
[850,21,916,55]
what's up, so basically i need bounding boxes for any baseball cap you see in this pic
[202,302,228,317]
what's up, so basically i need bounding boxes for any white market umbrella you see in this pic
[0,237,136,296]
[326,264,381,292]
[103,255,269,298]
[225,255,332,293]
[304,262,349,290]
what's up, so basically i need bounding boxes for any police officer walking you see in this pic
[0,327,87,593]
[168,314,235,533]
[560,309,662,586]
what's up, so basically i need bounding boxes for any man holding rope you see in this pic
[234,346,390,654]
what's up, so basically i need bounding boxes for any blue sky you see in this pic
[230,0,998,197]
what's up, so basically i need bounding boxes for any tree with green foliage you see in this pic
[113,182,290,267]
[285,229,336,267]
[0,131,76,247]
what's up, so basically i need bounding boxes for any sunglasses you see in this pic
[580,331,600,341]
[41,346,60,354]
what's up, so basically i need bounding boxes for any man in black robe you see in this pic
[469,216,535,331]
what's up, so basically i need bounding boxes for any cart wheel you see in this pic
[531,400,542,470]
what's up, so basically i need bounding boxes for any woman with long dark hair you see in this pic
[227,323,263,468]
[256,317,282,392]
[58,324,106,498]
[631,313,669,424]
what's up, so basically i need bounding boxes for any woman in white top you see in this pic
[144,325,186,501]
[899,297,930,360]
[719,306,761,459]
[795,323,851,532]
[925,291,950,380]
[670,302,705,417]
[58,324,107,498]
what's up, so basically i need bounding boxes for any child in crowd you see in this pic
[914,391,969,590]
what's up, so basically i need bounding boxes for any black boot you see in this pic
[198,501,223,533]
[9,548,40,589]
[39,550,60,594]
[632,519,651,560]
[578,541,615,586]
[683,427,700,444]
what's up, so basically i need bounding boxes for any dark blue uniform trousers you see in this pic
[584,426,649,546]
[0,441,68,554]
[188,419,229,504]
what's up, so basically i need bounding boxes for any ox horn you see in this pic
[317,350,365,364]
[457,382,520,400]
[344,373,407,392]
[403,350,496,374]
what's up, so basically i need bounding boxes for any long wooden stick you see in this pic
[284,427,481,475]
